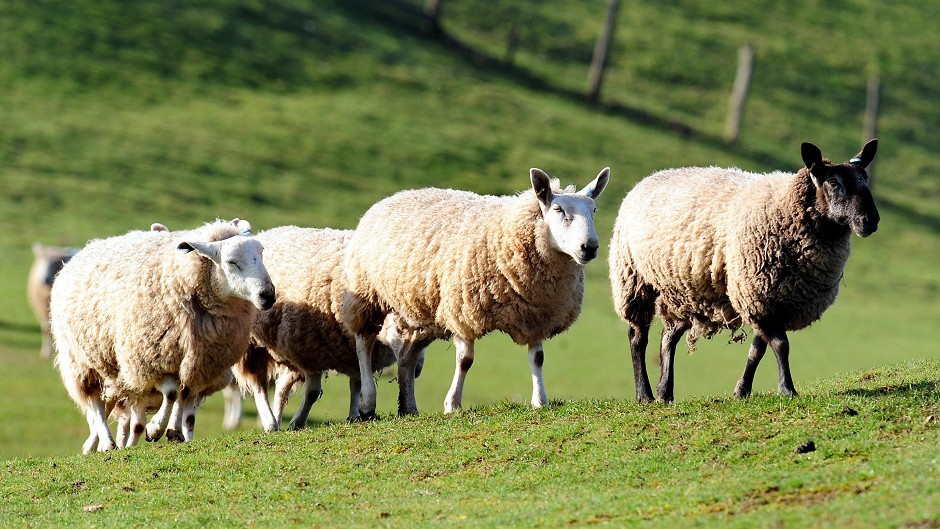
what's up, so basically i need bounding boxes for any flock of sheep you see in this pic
[28,140,881,454]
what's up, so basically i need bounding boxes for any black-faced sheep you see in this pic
[51,219,275,453]
[609,140,880,403]
[342,167,610,418]
[27,243,78,359]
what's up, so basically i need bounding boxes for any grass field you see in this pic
[3,360,938,527]
[0,3,937,520]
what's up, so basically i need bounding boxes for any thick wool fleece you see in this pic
[52,221,256,409]
[343,185,584,346]
[249,226,396,377]
[609,166,851,340]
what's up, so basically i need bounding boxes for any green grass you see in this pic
[3,360,938,527]
[0,0,937,480]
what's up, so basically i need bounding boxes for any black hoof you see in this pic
[166,429,185,443]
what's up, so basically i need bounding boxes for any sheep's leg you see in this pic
[657,322,690,403]
[354,334,378,420]
[248,382,279,433]
[444,337,475,413]
[81,409,99,455]
[629,323,655,403]
[146,377,179,442]
[347,377,362,421]
[126,399,148,447]
[221,383,242,431]
[287,372,323,430]
[115,411,130,449]
[87,399,116,453]
[734,336,767,398]
[397,338,429,416]
[528,342,548,408]
[181,397,203,442]
[165,387,192,443]
[273,368,303,427]
[767,332,798,397]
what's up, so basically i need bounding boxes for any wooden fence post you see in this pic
[724,43,754,145]
[586,0,621,104]
[862,75,881,185]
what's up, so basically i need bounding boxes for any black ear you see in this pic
[530,168,553,207]
[801,141,827,186]
[850,138,878,168]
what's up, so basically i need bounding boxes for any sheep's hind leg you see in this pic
[354,334,379,420]
[629,323,655,403]
[657,321,690,403]
[221,382,242,431]
[287,372,322,430]
[528,342,548,408]
[126,399,148,447]
[767,331,798,397]
[734,336,767,398]
[87,399,116,453]
[444,337,474,413]
[146,377,179,442]
[397,338,432,416]
[165,388,191,443]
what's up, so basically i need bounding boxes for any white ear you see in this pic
[530,168,553,207]
[234,219,252,236]
[177,240,221,263]
[579,167,610,199]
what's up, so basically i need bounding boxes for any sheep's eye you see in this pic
[227,260,241,270]
[553,205,564,213]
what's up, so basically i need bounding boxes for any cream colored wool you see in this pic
[235,226,398,427]
[51,220,271,450]
[343,186,584,345]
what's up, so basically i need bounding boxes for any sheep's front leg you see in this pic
[528,342,548,408]
[181,397,203,442]
[86,399,116,453]
[347,376,362,421]
[629,323,655,403]
[125,399,149,447]
[287,372,323,430]
[82,409,100,454]
[657,321,689,403]
[354,334,378,420]
[221,383,242,431]
[444,337,474,413]
[734,336,767,398]
[146,377,179,442]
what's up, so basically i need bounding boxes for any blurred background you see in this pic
[1,0,937,459]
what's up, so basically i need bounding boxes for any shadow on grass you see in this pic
[838,380,938,398]
[0,319,38,334]
[877,195,940,233]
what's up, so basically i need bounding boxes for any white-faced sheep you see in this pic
[609,140,880,403]
[342,167,610,418]
[51,219,275,453]
[235,226,423,429]
[27,243,79,359]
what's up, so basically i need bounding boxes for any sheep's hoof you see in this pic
[352,410,377,422]
[778,386,798,397]
[286,420,305,431]
[166,429,185,443]
[398,407,419,417]
[145,425,163,442]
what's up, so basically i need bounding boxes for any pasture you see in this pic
[0,0,937,525]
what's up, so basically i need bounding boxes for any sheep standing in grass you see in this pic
[235,226,422,428]
[27,243,78,359]
[342,167,610,418]
[609,140,880,403]
[51,219,275,453]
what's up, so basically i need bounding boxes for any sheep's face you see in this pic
[31,244,76,287]
[803,139,880,238]
[177,237,276,310]
[531,167,610,265]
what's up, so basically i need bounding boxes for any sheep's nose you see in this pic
[259,288,276,310]
[580,241,599,261]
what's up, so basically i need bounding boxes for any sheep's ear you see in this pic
[579,167,610,199]
[801,142,827,187]
[150,223,168,232]
[177,240,221,263]
[850,138,878,169]
[530,168,553,207]
[32,242,44,257]
[234,219,252,236]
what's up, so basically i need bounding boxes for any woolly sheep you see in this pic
[51,219,276,453]
[234,226,423,428]
[609,140,880,403]
[27,243,78,359]
[342,167,610,418]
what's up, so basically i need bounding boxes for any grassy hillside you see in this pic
[3,360,938,527]
[0,0,937,460]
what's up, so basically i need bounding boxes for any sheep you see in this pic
[341,167,610,418]
[51,219,275,453]
[27,243,78,359]
[609,139,880,403]
[234,226,424,428]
